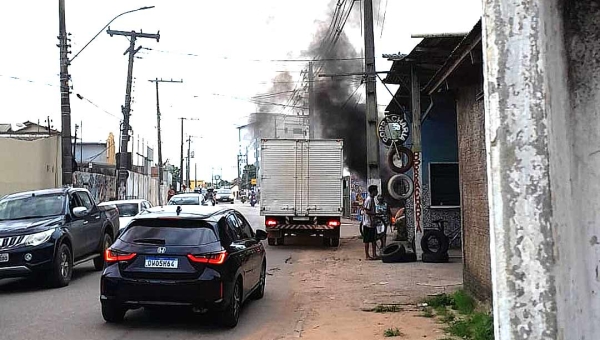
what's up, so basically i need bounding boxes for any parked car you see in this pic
[0,188,119,287]
[100,205,268,327]
[167,193,207,206]
[99,199,152,230]
[216,189,234,204]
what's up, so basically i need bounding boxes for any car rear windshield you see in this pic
[115,203,138,217]
[168,196,199,205]
[0,194,64,220]
[120,220,218,246]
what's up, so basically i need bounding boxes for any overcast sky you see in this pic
[0,0,481,181]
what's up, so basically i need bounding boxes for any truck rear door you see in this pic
[260,139,298,215]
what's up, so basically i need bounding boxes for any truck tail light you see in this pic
[327,220,341,227]
[104,249,137,262]
[187,251,228,265]
[265,219,278,227]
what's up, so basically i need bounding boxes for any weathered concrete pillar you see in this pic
[483,0,600,339]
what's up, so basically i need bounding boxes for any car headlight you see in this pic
[229,195,235,199]
[22,229,55,247]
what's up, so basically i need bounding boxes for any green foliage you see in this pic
[420,307,434,318]
[451,290,476,315]
[373,304,402,313]
[383,328,403,337]
[446,313,493,340]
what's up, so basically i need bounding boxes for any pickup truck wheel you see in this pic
[102,302,126,323]
[94,233,112,271]
[48,243,73,288]
[330,237,340,247]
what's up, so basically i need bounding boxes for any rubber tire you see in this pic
[48,243,73,288]
[251,262,266,300]
[387,146,414,173]
[330,237,340,247]
[381,243,406,263]
[322,237,331,246]
[219,279,242,328]
[387,174,414,200]
[94,233,112,271]
[421,230,450,255]
[102,302,126,323]
[268,238,276,246]
[421,251,449,263]
[277,236,284,246]
[399,252,417,262]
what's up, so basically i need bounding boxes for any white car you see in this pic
[167,193,207,206]
[99,199,152,229]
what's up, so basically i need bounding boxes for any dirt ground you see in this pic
[253,222,464,340]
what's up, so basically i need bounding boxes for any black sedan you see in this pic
[100,205,267,328]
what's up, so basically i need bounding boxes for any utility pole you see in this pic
[363,0,381,189]
[308,61,315,139]
[186,135,192,189]
[178,117,200,191]
[194,163,197,190]
[107,28,160,199]
[58,0,73,186]
[149,78,183,204]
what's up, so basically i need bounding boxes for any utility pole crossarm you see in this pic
[106,29,160,41]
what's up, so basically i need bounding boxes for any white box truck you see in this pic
[260,139,344,246]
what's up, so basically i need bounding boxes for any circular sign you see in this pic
[378,114,410,146]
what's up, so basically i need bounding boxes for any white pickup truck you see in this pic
[260,139,344,246]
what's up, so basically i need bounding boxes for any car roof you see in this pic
[2,187,85,200]
[171,193,203,197]
[131,205,231,223]
[100,199,146,205]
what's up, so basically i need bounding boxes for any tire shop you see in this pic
[381,20,492,301]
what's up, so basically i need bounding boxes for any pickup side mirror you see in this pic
[73,207,88,218]
[255,229,268,241]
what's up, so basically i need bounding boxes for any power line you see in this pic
[341,82,364,110]
[75,93,120,120]
[211,93,309,110]
[380,0,389,38]
[0,74,58,88]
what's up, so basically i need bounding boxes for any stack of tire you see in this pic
[420,229,450,263]
[381,242,417,263]
[386,146,415,201]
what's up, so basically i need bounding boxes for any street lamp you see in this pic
[70,6,155,63]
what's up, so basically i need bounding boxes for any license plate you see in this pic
[294,217,309,221]
[144,257,178,269]
[0,253,8,263]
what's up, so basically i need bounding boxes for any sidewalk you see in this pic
[286,234,463,339]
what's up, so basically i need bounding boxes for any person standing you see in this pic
[375,195,391,249]
[167,186,175,202]
[362,185,379,260]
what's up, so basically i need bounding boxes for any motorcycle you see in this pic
[250,195,257,207]
[241,196,247,204]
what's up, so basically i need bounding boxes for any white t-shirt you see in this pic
[362,196,374,227]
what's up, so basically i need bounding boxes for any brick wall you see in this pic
[456,84,492,301]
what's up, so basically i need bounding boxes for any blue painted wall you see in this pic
[421,97,458,184]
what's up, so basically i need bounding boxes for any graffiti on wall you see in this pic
[73,171,116,203]
[413,152,422,233]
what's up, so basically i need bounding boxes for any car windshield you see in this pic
[115,203,139,217]
[218,190,231,195]
[168,196,200,205]
[0,194,64,220]
[120,220,218,246]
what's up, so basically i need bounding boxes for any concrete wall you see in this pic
[73,171,116,203]
[0,136,61,196]
[456,84,492,301]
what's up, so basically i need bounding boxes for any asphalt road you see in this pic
[0,202,302,340]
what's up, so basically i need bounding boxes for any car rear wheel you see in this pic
[102,302,126,323]
[94,233,112,271]
[48,243,73,288]
[251,262,266,300]
[219,279,242,328]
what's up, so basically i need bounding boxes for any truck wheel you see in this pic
[268,238,276,246]
[48,243,73,288]
[276,236,284,246]
[94,233,112,271]
[102,301,126,323]
[322,237,331,246]
[330,238,340,247]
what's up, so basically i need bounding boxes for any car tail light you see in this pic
[327,220,341,227]
[265,219,278,227]
[104,249,137,262]
[187,251,228,265]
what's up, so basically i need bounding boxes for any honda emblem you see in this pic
[157,246,166,254]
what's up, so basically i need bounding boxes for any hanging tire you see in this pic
[422,251,449,263]
[387,146,414,173]
[421,230,450,255]
[387,174,414,200]
[381,243,406,263]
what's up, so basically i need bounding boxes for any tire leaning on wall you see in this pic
[387,146,414,173]
[387,174,414,200]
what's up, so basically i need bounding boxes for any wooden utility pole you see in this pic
[149,78,183,204]
[363,0,381,189]
[58,0,73,186]
[411,66,423,260]
[186,136,192,189]
[179,117,200,191]
[107,28,160,199]
[308,62,315,139]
